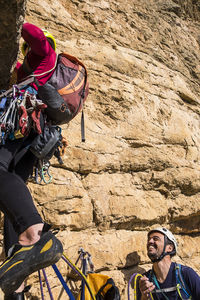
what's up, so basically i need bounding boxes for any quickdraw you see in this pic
[76,248,95,275]
[32,161,53,185]
[0,84,47,145]
[29,135,68,185]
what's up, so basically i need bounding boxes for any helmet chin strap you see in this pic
[150,250,174,262]
[150,236,176,263]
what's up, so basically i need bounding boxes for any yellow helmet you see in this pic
[21,41,29,57]
[42,29,56,50]
[21,29,56,56]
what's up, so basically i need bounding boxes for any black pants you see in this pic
[0,136,43,255]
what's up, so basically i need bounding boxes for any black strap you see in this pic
[78,69,87,143]
[11,145,31,169]
[22,56,34,75]
[96,278,114,297]
[4,285,31,300]
[81,110,85,142]
[4,292,25,300]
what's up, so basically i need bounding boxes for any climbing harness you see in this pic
[0,82,68,185]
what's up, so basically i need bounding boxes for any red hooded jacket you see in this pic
[16,23,57,90]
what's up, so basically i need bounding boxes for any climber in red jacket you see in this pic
[16,22,57,88]
[0,23,62,300]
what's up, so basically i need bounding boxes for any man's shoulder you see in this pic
[175,262,200,291]
[176,263,196,273]
[178,263,200,278]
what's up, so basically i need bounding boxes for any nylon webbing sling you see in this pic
[0,77,35,98]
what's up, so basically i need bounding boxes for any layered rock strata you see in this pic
[0,0,200,298]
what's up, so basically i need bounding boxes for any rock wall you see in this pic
[0,0,27,89]
[1,0,200,299]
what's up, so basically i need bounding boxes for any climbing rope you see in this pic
[128,273,154,300]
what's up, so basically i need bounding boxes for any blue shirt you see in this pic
[144,262,200,300]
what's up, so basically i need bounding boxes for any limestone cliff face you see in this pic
[0,0,200,299]
[0,0,27,89]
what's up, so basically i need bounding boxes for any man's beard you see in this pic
[148,251,159,262]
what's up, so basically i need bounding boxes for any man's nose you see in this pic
[148,238,154,244]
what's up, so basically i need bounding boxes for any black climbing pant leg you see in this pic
[0,138,42,255]
[3,149,38,254]
[0,169,42,237]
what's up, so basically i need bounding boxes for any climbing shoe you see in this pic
[0,231,63,295]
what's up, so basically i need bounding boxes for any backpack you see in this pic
[36,52,89,141]
[78,273,121,300]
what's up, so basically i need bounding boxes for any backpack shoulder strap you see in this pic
[95,278,115,298]
[175,263,192,299]
[61,52,88,75]
[96,278,114,294]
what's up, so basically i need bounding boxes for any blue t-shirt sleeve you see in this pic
[181,265,200,299]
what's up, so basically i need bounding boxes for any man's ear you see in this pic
[166,243,174,252]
